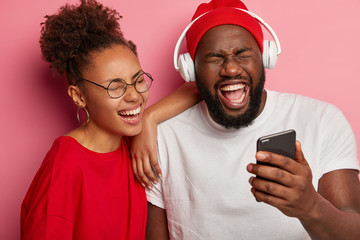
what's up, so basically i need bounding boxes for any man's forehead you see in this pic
[198,25,259,50]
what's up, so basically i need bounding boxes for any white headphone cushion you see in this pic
[262,40,277,69]
[267,41,277,69]
[178,53,195,82]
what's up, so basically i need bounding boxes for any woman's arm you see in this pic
[131,82,200,188]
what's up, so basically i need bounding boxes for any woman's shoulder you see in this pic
[43,136,86,173]
[24,136,84,202]
[51,136,83,155]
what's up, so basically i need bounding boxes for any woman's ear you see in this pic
[68,85,87,108]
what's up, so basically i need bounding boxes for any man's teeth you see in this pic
[220,83,245,91]
[220,83,247,104]
[230,91,246,103]
[119,107,140,116]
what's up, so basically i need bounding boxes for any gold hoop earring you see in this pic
[77,107,89,125]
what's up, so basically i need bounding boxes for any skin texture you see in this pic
[145,202,169,240]
[67,44,149,153]
[145,25,360,240]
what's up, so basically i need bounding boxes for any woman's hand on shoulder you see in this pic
[130,111,162,189]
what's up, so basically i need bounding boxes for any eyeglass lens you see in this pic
[107,73,152,98]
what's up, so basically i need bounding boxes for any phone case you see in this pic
[257,129,296,160]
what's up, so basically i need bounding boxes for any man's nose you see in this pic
[220,56,243,77]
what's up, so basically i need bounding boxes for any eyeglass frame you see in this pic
[74,71,153,99]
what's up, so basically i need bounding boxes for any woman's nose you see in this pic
[123,84,140,102]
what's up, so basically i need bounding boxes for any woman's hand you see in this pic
[131,111,162,189]
[131,82,200,189]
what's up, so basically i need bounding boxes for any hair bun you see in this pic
[39,0,135,85]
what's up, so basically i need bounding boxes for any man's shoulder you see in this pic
[159,101,203,126]
[270,90,322,103]
[269,90,340,112]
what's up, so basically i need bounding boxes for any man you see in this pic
[136,0,360,239]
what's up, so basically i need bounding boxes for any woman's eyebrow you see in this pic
[131,70,143,80]
[102,69,143,84]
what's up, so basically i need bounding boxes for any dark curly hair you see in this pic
[40,0,137,85]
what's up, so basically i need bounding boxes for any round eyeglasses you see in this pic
[75,71,153,99]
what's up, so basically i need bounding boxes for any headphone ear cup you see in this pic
[178,53,195,82]
[262,40,278,69]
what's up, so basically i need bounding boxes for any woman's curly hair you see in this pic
[40,0,137,85]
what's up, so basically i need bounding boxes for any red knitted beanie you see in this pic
[186,0,264,59]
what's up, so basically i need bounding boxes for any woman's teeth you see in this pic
[118,107,141,120]
[119,107,140,116]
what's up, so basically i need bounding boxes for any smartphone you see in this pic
[256,129,296,165]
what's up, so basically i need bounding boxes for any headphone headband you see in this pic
[173,8,281,70]
[174,12,207,70]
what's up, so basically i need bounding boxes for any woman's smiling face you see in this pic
[79,44,149,138]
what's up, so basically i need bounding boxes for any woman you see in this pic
[20,0,199,239]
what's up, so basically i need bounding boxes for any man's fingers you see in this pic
[295,141,308,166]
[256,151,298,175]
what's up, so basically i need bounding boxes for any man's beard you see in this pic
[196,67,265,129]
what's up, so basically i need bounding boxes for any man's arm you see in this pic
[301,169,360,239]
[146,202,169,240]
[247,141,360,239]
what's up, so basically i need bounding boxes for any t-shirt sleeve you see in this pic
[145,133,166,209]
[146,181,166,209]
[21,138,79,239]
[319,105,359,176]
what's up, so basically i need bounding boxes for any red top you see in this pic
[21,136,147,240]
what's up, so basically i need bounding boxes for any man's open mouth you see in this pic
[219,82,249,107]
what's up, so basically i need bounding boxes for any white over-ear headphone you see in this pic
[174,8,282,82]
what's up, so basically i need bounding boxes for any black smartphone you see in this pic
[256,129,296,165]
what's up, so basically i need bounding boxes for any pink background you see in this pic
[1,0,359,238]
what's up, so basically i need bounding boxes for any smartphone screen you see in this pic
[256,129,296,164]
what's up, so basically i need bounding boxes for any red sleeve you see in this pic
[21,138,79,239]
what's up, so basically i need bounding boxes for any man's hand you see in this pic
[246,141,320,219]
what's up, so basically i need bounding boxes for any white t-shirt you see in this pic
[147,90,359,240]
